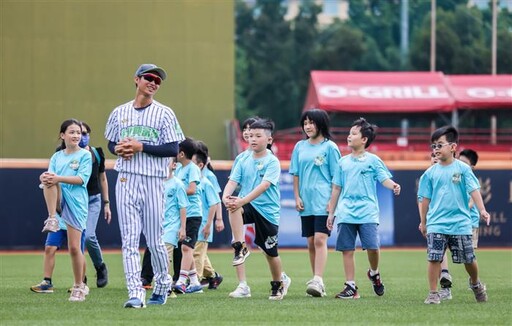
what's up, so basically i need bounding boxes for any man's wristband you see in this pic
[103,200,110,205]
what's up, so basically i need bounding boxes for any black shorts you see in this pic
[182,216,201,249]
[301,215,330,237]
[242,203,279,257]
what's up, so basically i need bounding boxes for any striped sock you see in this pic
[178,270,189,285]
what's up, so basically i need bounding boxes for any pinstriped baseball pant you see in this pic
[116,172,171,300]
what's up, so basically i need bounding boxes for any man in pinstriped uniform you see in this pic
[105,64,185,308]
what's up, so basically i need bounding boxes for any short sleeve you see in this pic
[288,142,301,175]
[263,157,281,186]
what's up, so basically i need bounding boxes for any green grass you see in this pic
[1,249,511,325]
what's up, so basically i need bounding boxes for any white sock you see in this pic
[189,269,199,285]
[313,275,323,284]
[346,280,356,288]
[370,269,379,276]
[239,281,247,287]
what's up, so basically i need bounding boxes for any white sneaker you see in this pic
[281,272,291,297]
[306,279,326,297]
[69,285,86,302]
[83,284,90,296]
[229,284,251,298]
[424,291,441,304]
[42,217,59,233]
[439,288,452,301]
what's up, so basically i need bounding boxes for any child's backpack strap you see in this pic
[91,146,101,165]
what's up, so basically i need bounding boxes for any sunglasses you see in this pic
[141,74,162,85]
[81,132,88,136]
[430,143,452,150]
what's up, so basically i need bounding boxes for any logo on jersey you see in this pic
[314,153,326,166]
[120,126,159,143]
[167,188,176,198]
[69,160,80,170]
[256,161,264,171]
[264,235,278,249]
[452,173,461,184]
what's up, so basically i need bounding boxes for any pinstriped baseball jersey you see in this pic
[105,100,184,177]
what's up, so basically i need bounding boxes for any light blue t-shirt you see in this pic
[49,149,92,231]
[175,162,203,218]
[56,213,67,231]
[231,149,252,175]
[198,176,221,242]
[162,177,189,247]
[332,152,392,224]
[230,151,281,225]
[470,204,480,228]
[417,159,480,235]
[289,139,341,216]
[204,168,222,194]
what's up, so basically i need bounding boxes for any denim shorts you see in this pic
[335,223,379,251]
[45,229,86,253]
[426,233,475,264]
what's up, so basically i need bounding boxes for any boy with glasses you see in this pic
[418,126,490,304]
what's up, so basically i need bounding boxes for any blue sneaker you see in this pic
[186,284,204,294]
[147,293,167,305]
[124,297,145,309]
[173,283,187,294]
[30,280,54,293]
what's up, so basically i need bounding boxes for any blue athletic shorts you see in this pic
[45,229,86,253]
[426,233,475,264]
[335,223,380,251]
[301,215,330,237]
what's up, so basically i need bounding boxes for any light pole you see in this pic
[430,0,436,72]
[492,0,497,75]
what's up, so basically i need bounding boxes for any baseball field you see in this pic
[1,249,510,325]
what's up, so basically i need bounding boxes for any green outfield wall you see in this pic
[1,0,234,159]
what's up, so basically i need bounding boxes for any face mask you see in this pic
[79,134,90,148]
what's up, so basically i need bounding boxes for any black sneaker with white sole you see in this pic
[367,269,385,296]
[232,241,250,266]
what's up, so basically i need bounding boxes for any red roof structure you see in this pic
[303,71,457,113]
[445,75,512,109]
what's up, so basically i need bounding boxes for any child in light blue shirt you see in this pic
[223,118,291,300]
[327,118,400,300]
[173,138,204,293]
[162,158,189,260]
[192,148,223,289]
[418,126,490,304]
[289,109,341,297]
[39,119,92,302]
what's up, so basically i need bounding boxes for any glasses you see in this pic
[430,143,452,150]
[141,74,162,85]
[81,132,88,136]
